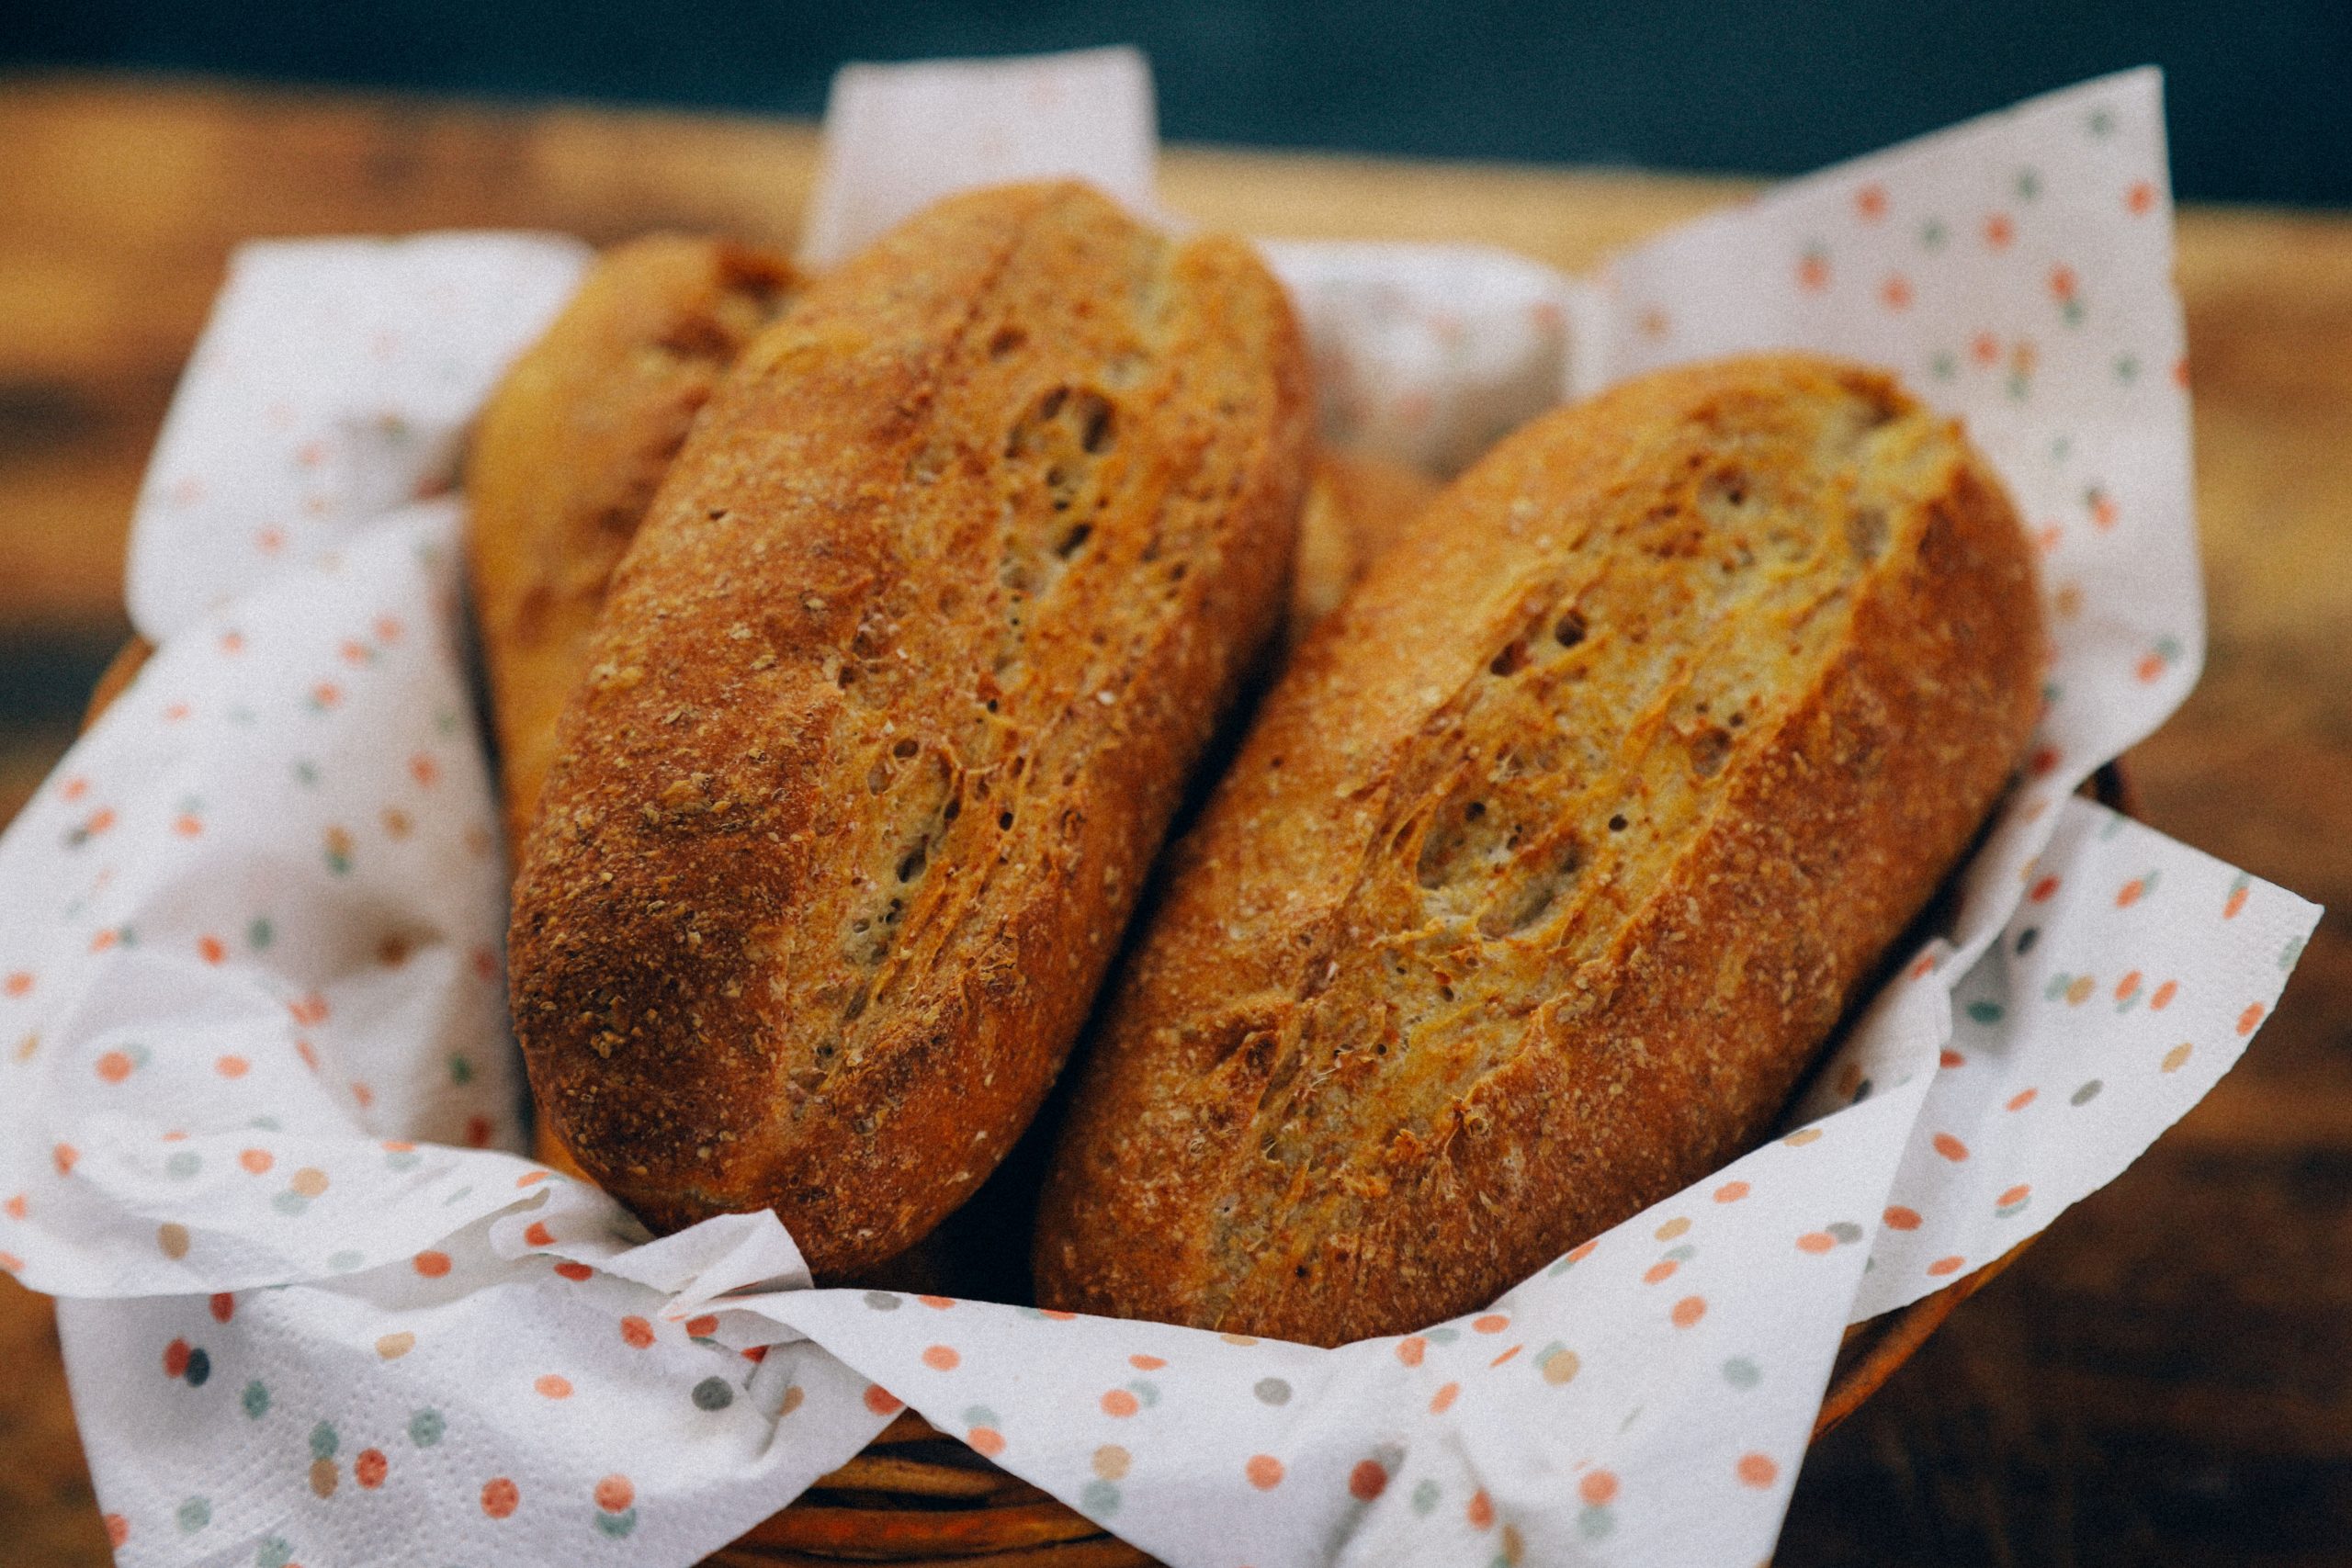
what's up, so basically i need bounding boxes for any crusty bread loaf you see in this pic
[466,235,799,853]
[1288,450,1437,642]
[1035,354,2043,1345]
[509,182,1313,1274]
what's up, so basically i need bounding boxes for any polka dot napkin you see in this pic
[0,57,2320,1568]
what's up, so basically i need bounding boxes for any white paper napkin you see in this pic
[0,56,2317,1568]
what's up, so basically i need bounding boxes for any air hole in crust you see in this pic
[1555,610,1588,649]
[1488,639,1530,677]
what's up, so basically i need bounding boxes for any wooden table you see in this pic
[4,73,2347,1568]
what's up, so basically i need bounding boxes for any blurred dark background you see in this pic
[6,0,2350,205]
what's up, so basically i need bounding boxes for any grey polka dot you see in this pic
[2071,1079,2103,1106]
[1080,1479,1121,1517]
[1252,1377,1292,1406]
[693,1377,735,1411]
[1410,1477,1442,1516]
[327,1249,364,1272]
[166,1151,201,1179]
[1826,1222,1864,1246]
[1723,1356,1761,1390]
[863,1290,902,1311]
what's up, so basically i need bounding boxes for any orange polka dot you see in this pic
[554,1261,593,1281]
[209,1292,234,1323]
[2,1194,23,1220]
[215,1055,248,1078]
[1933,1134,1970,1162]
[1430,1382,1460,1414]
[356,1449,388,1489]
[1473,1314,1510,1334]
[2151,980,2177,1010]
[350,1081,374,1109]
[413,1250,452,1278]
[1579,1469,1619,1506]
[535,1374,572,1399]
[918,1294,955,1309]
[2237,1004,2265,1036]
[620,1316,655,1348]
[376,1332,415,1359]
[1671,1295,1707,1328]
[2225,886,2250,919]
[1565,1238,1599,1264]
[96,1051,132,1084]
[922,1345,960,1371]
[1246,1454,1284,1490]
[1092,1445,1130,1480]
[1714,1180,1750,1203]
[240,1148,273,1174]
[1939,1048,1966,1069]
[1129,1353,1166,1371]
[481,1477,518,1518]
[1396,1336,1426,1367]
[685,1314,719,1337]
[1655,1216,1690,1240]
[2007,1089,2039,1111]
[515,1170,548,1188]
[198,935,226,964]
[1927,1256,1967,1277]
[2162,1043,2193,1074]
[290,1167,329,1198]
[2030,875,2060,903]
[1038,1309,1077,1322]
[0,1252,19,1275]
[968,1427,1005,1458]
[1467,1488,1496,1529]
[296,1041,319,1071]
[1783,1126,1823,1147]
[52,1144,76,1175]
[1349,1460,1388,1502]
[104,1514,128,1548]
[465,1115,494,1147]
[2,973,28,998]
[1736,1452,1779,1489]
[1643,1260,1678,1284]
[1796,1232,1835,1254]
[1488,1344,1522,1368]
[1100,1389,1140,1418]
[1883,1206,1922,1231]
[524,1222,554,1248]
[594,1475,634,1513]
[1997,1185,2030,1207]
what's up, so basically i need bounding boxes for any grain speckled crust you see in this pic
[1035,354,2043,1346]
[509,183,1313,1274]
[467,234,799,852]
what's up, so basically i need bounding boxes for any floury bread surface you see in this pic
[466,235,799,852]
[1035,355,2043,1346]
[509,183,1313,1273]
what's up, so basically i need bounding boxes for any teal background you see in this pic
[5,1,2347,205]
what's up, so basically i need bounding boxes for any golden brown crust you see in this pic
[509,183,1313,1276]
[1288,449,1438,640]
[466,235,799,853]
[1035,354,2043,1345]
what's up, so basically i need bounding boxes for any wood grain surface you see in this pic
[2,73,2347,1568]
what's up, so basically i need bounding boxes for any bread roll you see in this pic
[467,235,799,853]
[510,182,1313,1273]
[1288,450,1438,641]
[1035,354,2043,1345]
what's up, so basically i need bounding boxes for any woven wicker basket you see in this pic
[85,639,2127,1565]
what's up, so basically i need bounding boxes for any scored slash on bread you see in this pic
[504,183,1314,1276]
[1035,354,2045,1346]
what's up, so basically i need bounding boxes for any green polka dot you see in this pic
[1918,219,1948,252]
[249,1116,281,1132]
[1665,1244,1695,1262]
[384,1150,421,1172]
[1080,1479,1120,1517]
[863,1291,901,1312]
[407,1408,445,1448]
[595,1508,638,1539]
[1966,1000,2004,1025]
[293,761,320,788]
[166,1151,201,1179]
[449,1054,475,1086]
[177,1496,211,1533]
[2115,354,2141,384]
[243,1380,270,1419]
[2088,107,2117,138]
[272,1191,309,1216]
[1252,1378,1291,1406]
[963,1405,999,1428]
[2014,168,2041,201]
[2282,936,2305,971]
[327,1250,364,1272]
[1929,350,1957,382]
[255,1536,293,1568]
[435,708,459,738]
[247,918,275,950]
[1723,1357,1761,1390]
[1577,1504,1615,1540]
[1126,1380,1160,1408]
[1425,1326,1460,1346]
[1410,1478,1442,1516]
[2062,298,2086,329]
[310,1421,338,1461]
[692,1378,734,1412]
